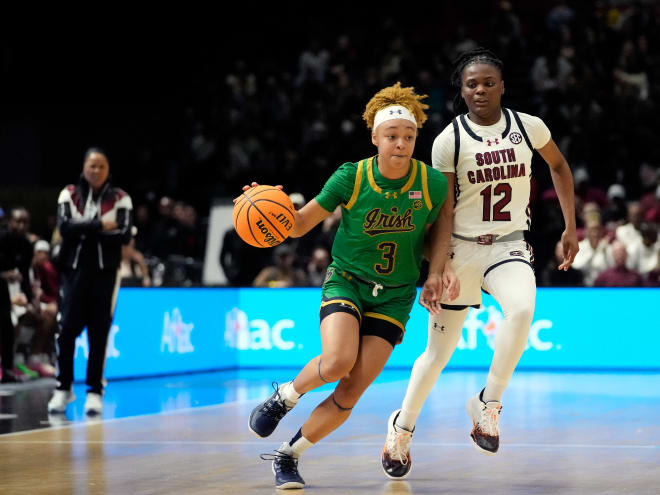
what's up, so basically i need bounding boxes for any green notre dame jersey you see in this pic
[315,155,448,286]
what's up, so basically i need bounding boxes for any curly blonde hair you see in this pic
[362,82,429,129]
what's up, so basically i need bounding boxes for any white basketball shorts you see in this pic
[441,237,535,309]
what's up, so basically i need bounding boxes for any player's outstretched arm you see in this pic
[289,200,332,238]
[537,139,579,270]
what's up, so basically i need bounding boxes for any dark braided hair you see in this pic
[450,47,504,115]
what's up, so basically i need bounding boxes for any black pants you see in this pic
[57,267,119,394]
[0,280,15,372]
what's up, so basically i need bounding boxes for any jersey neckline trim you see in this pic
[458,108,511,142]
[366,156,419,195]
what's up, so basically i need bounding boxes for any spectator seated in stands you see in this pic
[0,206,35,383]
[572,218,612,287]
[602,184,628,227]
[627,222,659,275]
[22,240,59,378]
[119,237,152,287]
[253,243,308,288]
[573,167,608,211]
[643,249,660,287]
[593,241,642,287]
[305,247,330,287]
[640,184,660,223]
[220,226,268,287]
[540,240,584,287]
[616,201,643,250]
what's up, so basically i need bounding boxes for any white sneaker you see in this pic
[48,390,75,413]
[465,390,502,455]
[84,393,103,416]
[381,409,414,479]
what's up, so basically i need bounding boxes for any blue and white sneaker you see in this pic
[249,382,294,438]
[260,446,305,489]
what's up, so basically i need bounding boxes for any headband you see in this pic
[373,105,417,130]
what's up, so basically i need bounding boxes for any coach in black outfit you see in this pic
[48,148,133,416]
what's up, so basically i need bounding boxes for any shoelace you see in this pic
[260,382,290,420]
[478,403,502,436]
[259,451,299,474]
[387,426,412,465]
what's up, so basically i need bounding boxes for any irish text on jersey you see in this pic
[363,207,415,236]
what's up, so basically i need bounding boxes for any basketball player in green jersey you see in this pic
[245,82,459,489]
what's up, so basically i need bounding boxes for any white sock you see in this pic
[395,410,416,432]
[279,429,314,458]
[278,381,301,407]
[483,376,507,403]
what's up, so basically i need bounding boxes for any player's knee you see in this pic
[506,304,534,328]
[320,354,355,382]
[420,347,450,371]
[333,384,363,409]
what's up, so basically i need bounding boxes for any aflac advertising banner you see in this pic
[225,287,660,370]
[74,288,238,380]
[75,287,660,381]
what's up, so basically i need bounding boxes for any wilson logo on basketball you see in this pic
[255,219,280,247]
[271,212,293,231]
[363,207,415,236]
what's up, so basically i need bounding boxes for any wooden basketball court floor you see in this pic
[0,369,658,494]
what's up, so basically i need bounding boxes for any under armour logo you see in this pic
[384,191,398,199]
[433,322,445,332]
[389,109,403,115]
[486,138,499,146]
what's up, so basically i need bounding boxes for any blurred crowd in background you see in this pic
[215,0,660,290]
[1,0,660,382]
[2,0,660,294]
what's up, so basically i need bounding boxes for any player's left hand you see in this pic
[419,273,443,315]
[558,228,579,271]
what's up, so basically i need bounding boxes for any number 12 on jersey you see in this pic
[480,183,512,221]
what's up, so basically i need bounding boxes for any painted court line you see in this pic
[0,398,259,438]
[0,386,337,438]
[0,439,657,449]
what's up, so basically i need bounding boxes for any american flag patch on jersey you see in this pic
[409,191,422,199]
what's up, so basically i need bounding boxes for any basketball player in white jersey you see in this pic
[381,47,579,479]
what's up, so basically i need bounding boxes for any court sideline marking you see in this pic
[0,439,657,449]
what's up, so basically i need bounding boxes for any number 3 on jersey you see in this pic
[480,183,512,221]
[375,242,397,274]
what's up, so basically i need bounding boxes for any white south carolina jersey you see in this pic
[432,108,551,237]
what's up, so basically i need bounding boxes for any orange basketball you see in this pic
[233,185,296,248]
